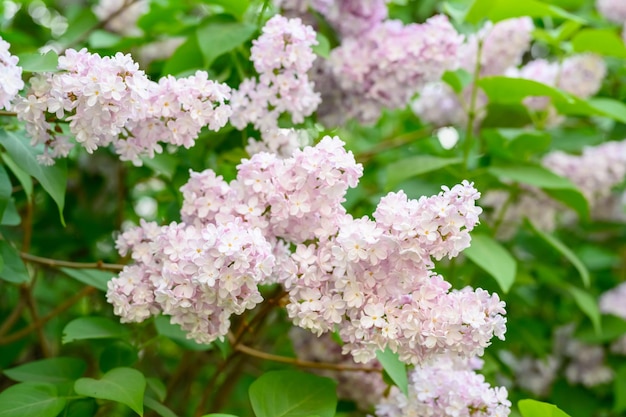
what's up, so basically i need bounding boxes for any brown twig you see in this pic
[232,339,381,373]
[0,286,96,345]
[0,111,17,117]
[20,252,125,272]
[0,298,26,337]
[22,284,50,357]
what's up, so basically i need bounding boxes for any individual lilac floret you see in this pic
[230,15,320,144]
[375,355,511,417]
[0,36,24,111]
[107,219,274,344]
[290,328,386,409]
[596,0,626,24]
[14,48,231,165]
[328,15,462,124]
[93,0,149,36]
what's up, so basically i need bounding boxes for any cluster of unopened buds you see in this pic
[107,136,507,367]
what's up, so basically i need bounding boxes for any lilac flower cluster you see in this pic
[596,0,626,24]
[484,139,626,238]
[108,136,507,363]
[375,355,511,417]
[600,282,626,355]
[14,48,231,165]
[327,15,462,124]
[289,328,386,408]
[412,18,534,127]
[230,15,320,151]
[0,36,24,111]
[285,182,506,364]
[93,0,149,36]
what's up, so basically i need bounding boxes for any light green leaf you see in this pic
[74,367,145,416]
[386,156,462,190]
[441,69,472,94]
[586,98,626,124]
[88,30,122,48]
[144,397,179,417]
[1,199,20,226]
[0,164,12,220]
[572,29,626,58]
[614,365,626,412]
[201,414,240,417]
[465,0,584,24]
[249,370,337,417]
[518,399,572,417]
[0,130,67,226]
[0,241,30,284]
[62,317,130,344]
[479,76,575,105]
[464,233,517,293]
[312,33,330,59]
[16,51,59,72]
[488,164,589,220]
[2,153,33,200]
[146,378,167,403]
[205,0,250,19]
[0,382,66,417]
[162,36,205,76]
[568,286,601,335]
[196,21,256,67]
[59,268,114,292]
[375,348,408,396]
[527,220,590,288]
[4,357,86,384]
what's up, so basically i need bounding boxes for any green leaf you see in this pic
[249,370,337,417]
[0,130,67,226]
[0,382,66,417]
[518,399,572,417]
[586,98,626,124]
[1,199,20,226]
[441,69,472,94]
[4,357,86,384]
[375,348,408,396]
[2,153,33,200]
[146,378,167,403]
[88,30,122,49]
[614,365,626,413]
[154,315,212,351]
[527,220,591,288]
[205,0,250,19]
[144,397,179,417]
[201,414,240,417]
[59,268,114,292]
[479,76,575,105]
[488,164,589,220]
[62,317,130,344]
[99,341,139,373]
[312,33,330,59]
[16,51,59,72]
[465,0,584,24]
[576,315,626,344]
[386,156,462,190]
[196,21,256,67]
[0,164,12,220]
[162,36,205,76]
[464,233,517,293]
[0,241,30,284]
[141,154,179,181]
[568,286,601,335]
[572,29,626,58]
[74,367,146,416]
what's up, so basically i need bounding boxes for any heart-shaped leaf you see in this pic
[74,367,145,416]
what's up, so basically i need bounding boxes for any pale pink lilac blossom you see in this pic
[375,355,511,417]
[230,15,320,150]
[600,283,626,355]
[14,48,231,165]
[596,0,626,25]
[0,36,24,111]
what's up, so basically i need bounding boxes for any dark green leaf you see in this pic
[576,315,626,344]
[527,220,591,288]
[615,365,626,412]
[1,199,21,226]
[568,286,601,335]
[249,370,337,417]
[16,51,59,72]
[196,22,256,67]
[518,399,572,417]
[0,130,67,226]
[202,414,239,417]
[74,367,146,416]
[386,156,462,190]
[141,154,179,181]
[0,164,12,220]
[464,233,517,293]
[99,342,138,373]
[146,378,167,402]
[4,357,86,384]
[375,348,408,395]
[60,268,113,292]
[154,315,211,351]
[488,164,589,220]
[572,29,626,58]
[62,317,130,344]
[0,241,30,284]
[0,382,66,417]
